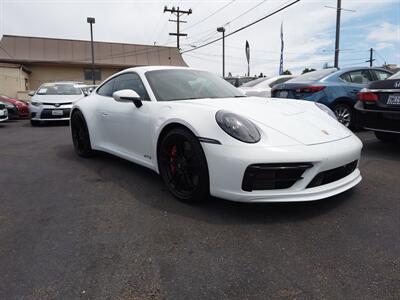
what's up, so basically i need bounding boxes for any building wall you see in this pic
[0,66,28,98]
[28,65,122,89]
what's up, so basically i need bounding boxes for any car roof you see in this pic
[41,81,84,86]
[337,66,392,73]
[124,66,191,72]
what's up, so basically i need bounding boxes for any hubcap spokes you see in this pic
[335,107,351,127]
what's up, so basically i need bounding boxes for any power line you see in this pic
[181,0,301,54]
[223,0,269,27]
[183,0,236,31]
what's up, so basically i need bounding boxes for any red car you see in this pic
[0,95,29,119]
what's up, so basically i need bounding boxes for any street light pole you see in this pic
[217,27,225,78]
[334,0,341,68]
[87,17,96,85]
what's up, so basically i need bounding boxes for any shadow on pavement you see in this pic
[56,144,353,225]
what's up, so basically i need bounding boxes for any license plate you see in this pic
[52,110,64,116]
[278,91,288,98]
[387,95,400,105]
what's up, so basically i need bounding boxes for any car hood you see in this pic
[32,94,84,103]
[177,97,351,145]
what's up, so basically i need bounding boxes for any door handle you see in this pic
[101,112,109,118]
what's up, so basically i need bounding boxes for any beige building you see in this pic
[0,35,187,99]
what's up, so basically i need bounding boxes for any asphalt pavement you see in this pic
[0,120,399,299]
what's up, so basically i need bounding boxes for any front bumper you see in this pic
[202,135,362,202]
[29,104,72,121]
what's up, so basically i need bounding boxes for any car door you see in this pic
[95,72,153,165]
[340,69,374,101]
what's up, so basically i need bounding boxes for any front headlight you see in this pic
[216,110,261,143]
[31,101,42,107]
[315,103,337,120]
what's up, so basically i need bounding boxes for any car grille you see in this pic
[40,108,71,119]
[242,163,312,191]
[307,160,358,188]
[42,102,73,106]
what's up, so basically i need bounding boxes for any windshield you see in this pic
[37,84,82,95]
[145,69,244,101]
[242,77,268,87]
[389,71,400,79]
[288,69,337,83]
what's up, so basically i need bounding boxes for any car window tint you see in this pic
[347,70,373,84]
[374,70,391,81]
[97,78,115,97]
[340,73,352,83]
[113,73,149,100]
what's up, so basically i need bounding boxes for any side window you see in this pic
[346,70,373,84]
[113,73,150,100]
[340,73,352,83]
[373,70,391,81]
[97,78,115,97]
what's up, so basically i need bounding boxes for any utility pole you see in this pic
[325,1,355,68]
[164,6,192,50]
[366,48,375,67]
[334,0,341,69]
[87,17,96,85]
[217,27,225,77]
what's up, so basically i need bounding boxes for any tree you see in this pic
[302,68,316,74]
[282,70,292,75]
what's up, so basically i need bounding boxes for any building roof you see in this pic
[0,35,187,68]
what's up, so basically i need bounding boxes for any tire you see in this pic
[158,127,209,203]
[374,131,399,143]
[332,103,355,129]
[30,120,41,126]
[71,110,94,157]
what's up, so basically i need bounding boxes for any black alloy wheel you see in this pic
[158,128,209,203]
[71,111,94,157]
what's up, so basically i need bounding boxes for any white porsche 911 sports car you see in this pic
[70,66,362,203]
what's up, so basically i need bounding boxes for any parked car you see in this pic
[355,71,400,142]
[29,82,86,126]
[241,75,295,97]
[0,95,29,118]
[0,96,19,119]
[0,101,9,122]
[271,67,393,128]
[71,66,362,204]
[224,76,257,87]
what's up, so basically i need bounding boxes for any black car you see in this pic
[355,71,400,142]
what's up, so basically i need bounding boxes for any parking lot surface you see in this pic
[0,120,399,299]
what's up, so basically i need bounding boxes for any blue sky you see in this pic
[1,0,399,76]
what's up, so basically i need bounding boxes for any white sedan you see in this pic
[70,66,362,203]
[240,75,294,97]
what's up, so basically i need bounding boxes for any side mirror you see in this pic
[28,91,35,97]
[113,89,142,108]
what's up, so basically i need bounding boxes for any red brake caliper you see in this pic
[170,145,177,174]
